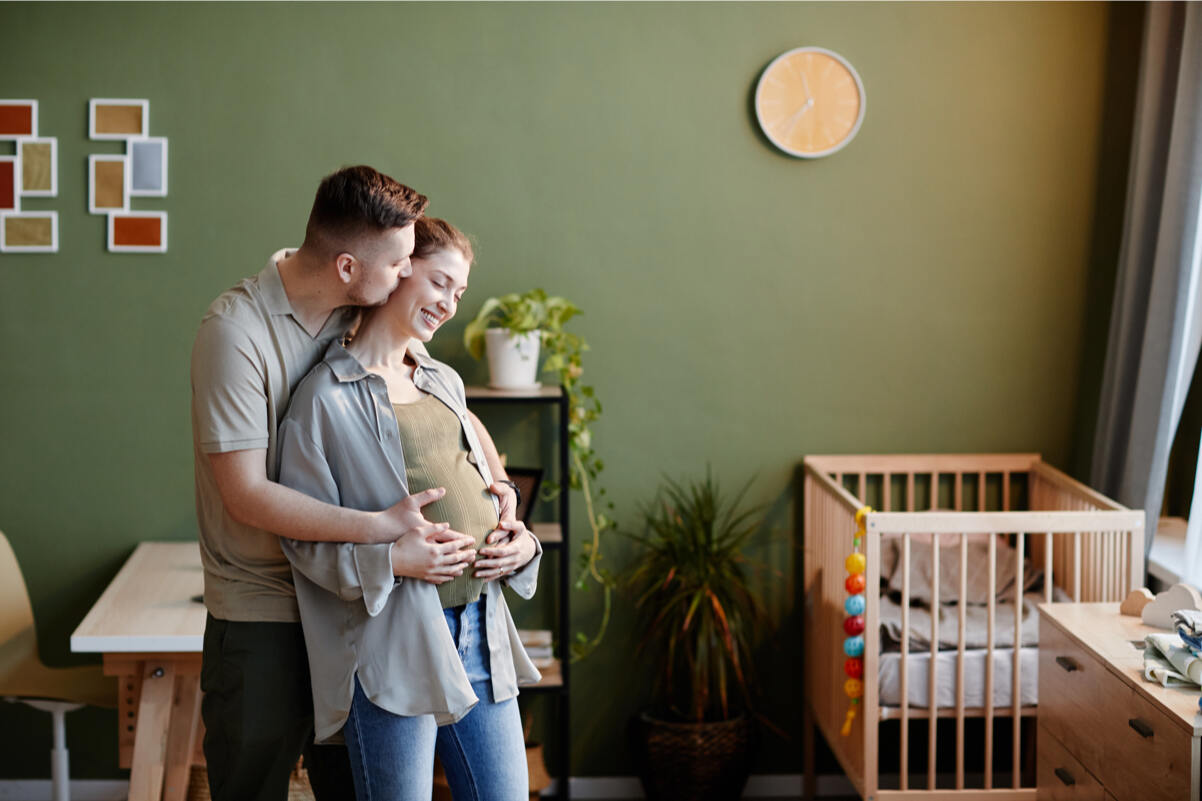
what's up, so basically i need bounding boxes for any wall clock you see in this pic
[754,47,866,159]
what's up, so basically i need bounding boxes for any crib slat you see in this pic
[1044,532,1054,604]
[1003,472,1011,511]
[931,472,938,510]
[956,533,967,789]
[907,472,915,512]
[1012,532,1024,789]
[978,472,985,511]
[955,472,963,511]
[883,472,892,513]
[928,537,939,791]
[900,534,910,791]
[859,472,867,503]
[1076,529,1086,598]
[985,532,996,789]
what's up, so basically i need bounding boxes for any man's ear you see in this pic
[335,252,356,285]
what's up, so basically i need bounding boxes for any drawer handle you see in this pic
[1054,767,1076,786]
[1128,717,1154,738]
[1055,655,1079,672]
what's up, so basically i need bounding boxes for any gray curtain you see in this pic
[1091,2,1202,547]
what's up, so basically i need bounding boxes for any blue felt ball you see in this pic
[844,594,866,616]
[843,635,865,657]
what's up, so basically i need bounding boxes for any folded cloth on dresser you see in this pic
[879,591,1055,650]
[1144,632,1202,688]
[1172,610,1202,653]
[880,536,1044,605]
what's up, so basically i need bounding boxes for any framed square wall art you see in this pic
[89,154,128,215]
[18,138,56,197]
[0,156,19,212]
[1,211,58,253]
[89,98,148,140]
[128,137,167,196]
[107,211,167,253]
[0,100,37,139]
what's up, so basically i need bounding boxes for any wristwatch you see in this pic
[497,479,521,509]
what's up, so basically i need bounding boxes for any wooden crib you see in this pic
[801,454,1145,800]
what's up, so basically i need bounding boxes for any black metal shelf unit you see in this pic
[465,385,569,801]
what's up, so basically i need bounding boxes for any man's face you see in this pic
[346,224,416,307]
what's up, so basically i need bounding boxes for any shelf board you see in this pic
[531,522,562,545]
[529,658,563,689]
[465,385,563,400]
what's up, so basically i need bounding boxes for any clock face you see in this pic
[755,47,865,159]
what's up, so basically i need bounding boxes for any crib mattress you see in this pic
[877,647,1039,709]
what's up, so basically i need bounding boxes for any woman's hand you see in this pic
[473,520,537,580]
[390,522,477,584]
[489,480,518,522]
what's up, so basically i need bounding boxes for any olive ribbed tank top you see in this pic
[392,394,498,608]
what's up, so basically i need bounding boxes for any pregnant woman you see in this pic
[277,217,541,801]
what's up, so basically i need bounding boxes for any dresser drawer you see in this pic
[1039,618,1192,801]
[1038,724,1105,800]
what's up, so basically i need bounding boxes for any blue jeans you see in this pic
[343,598,527,801]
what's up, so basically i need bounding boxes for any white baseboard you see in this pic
[0,781,129,801]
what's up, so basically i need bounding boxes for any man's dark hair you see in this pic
[303,165,428,255]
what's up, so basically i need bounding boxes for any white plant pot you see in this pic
[485,329,541,389]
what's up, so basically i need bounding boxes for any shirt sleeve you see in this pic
[502,530,542,599]
[276,412,398,617]
[191,315,270,453]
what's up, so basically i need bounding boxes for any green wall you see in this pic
[0,1,1135,780]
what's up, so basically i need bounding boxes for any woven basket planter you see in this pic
[633,711,756,801]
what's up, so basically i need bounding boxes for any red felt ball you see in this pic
[843,615,865,636]
[844,657,863,679]
[845,573,866,594]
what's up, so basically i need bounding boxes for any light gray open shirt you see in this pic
[278,340,542,742]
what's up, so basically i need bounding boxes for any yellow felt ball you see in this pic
[855,506,872,526]
[845,553,866,575]
[844,678,864,698]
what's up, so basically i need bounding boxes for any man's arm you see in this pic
[209,449,397,544]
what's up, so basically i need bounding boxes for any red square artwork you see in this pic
[108,212,167,253]
[0,160,15,210]
[0,103,35,137]
[113,215,162,247]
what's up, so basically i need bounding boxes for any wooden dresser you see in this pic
[1038,603,1201,801]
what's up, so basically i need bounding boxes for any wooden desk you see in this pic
[71,542,206,801]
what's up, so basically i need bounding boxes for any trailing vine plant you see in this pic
[464,289,616,661]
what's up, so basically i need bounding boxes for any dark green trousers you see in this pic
[200,614,354,801]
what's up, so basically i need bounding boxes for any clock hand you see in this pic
[801,71,813,102]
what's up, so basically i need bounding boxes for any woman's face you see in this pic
[387,247,470,342]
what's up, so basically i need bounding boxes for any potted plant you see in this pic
[464,289,618,661]
[463,289,579,389]
[625,469,765,801]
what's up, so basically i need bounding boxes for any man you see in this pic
[191,165,486,800]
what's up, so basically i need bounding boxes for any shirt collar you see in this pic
[258,249,298,316]
[323,339,439,384]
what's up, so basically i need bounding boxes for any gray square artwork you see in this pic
[130,139,165,194]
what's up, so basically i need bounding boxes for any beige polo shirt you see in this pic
[191,250,358,622]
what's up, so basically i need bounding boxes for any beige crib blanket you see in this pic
[878,536,1062,650]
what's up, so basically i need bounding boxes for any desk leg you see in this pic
[162,674,202,801]
[128,662,176,801]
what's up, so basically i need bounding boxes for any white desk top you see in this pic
[71,541,206,654]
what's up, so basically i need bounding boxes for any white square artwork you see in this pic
[128,137,167,196]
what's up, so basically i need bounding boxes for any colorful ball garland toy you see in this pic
[841,506,871,736]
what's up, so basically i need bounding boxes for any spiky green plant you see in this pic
[626,469,764,722]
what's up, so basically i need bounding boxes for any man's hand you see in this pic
[473,520,537,580]
[371,487,448,544]
[390,523,477,584]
